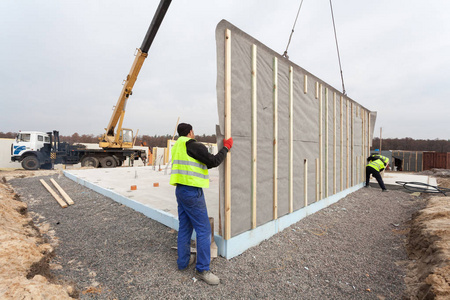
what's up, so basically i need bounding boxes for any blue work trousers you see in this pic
[175,184,211,271]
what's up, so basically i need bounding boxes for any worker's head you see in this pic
[177,123,193,137]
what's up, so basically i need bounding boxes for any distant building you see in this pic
[371,150,450,172]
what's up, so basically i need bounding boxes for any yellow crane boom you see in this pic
[99,0,172,149]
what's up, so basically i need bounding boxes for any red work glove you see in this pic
[223,137,233,150]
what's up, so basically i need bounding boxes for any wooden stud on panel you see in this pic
[340,95,344,191]
[304,74,308,94]
[304,159,308,207]
[360,112,363,182]
[333,92,337,194]
[364,111,367,160]
[356,156,359,183]
[346,97,350,189]
[362,111,365,182]
[224,28,232,240]
[351,102,354,186]
[315,82,319,99]
[315,158,319,202]
[289,66,294,213]
[325,87,329,198]
[361,155,365,182]
[273,57,278,220]
[364,111,367,181]
[319,84,323,200]
[251,44,257,229]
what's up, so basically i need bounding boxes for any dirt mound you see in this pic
[0,178,75,299]
[419,169,450,178]
[0,169,60,182]
[3,167,450,298]
[406,178,450,299]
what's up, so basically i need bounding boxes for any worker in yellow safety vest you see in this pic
[170,123,233,285]
[365,154,389,191]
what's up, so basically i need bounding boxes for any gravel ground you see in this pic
[9,173,424,299]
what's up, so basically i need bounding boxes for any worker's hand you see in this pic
[223,137,233,150]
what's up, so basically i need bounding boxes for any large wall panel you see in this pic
[216,20,375,239]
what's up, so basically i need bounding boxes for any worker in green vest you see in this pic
[170,123,233,285]
[365,154,389,191]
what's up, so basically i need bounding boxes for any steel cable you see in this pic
[329,0,346,95]
[282,0,304,59]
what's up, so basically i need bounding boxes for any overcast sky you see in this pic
[1,0,449,139]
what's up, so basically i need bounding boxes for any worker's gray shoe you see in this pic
[195,270,220,285]
[382,189,389,192]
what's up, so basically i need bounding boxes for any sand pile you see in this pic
[407,178,450,299]
[0,178,74,299]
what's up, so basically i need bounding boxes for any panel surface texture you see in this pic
[216,20,375,238]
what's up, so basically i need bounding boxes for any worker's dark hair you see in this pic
[177,123,192,137]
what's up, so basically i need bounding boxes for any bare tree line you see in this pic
[371,137,450,152]
[0,132,216,150]
[2,132,448,152]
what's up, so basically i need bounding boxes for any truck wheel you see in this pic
[81,156,99,168]
[100,156,117,168]
[112,155,121,166]
[22,156,39,170]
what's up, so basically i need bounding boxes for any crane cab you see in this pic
[99,128,134,149]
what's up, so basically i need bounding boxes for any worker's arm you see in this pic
[186,140,228,169]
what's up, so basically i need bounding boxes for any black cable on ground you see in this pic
[395,181,450,196]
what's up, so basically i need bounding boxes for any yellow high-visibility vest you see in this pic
[367,155,389,172]
[170,136,209,188]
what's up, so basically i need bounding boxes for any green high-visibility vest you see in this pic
[367,155,389,172]
[170,136,209,188]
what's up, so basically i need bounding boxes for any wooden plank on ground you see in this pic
[50,178,74,205]
[40,179,67,208]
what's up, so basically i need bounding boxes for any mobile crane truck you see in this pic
[11,130,146,170]
[11,0,172,170]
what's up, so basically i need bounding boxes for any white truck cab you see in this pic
[12,131,50,157]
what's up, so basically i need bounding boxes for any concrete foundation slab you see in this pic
[64,168,437,259]
[370,171,437,190]
[64,166,219,231]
